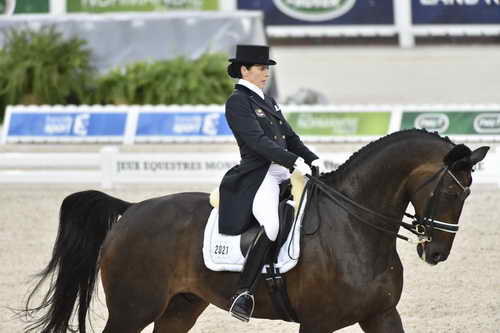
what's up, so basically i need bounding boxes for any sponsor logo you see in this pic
[172,113,221,135]
[473,113,500,133]
[73,113,90,136]
[273,0,356,22]
[44,113,91,136]
[202,113,220,136]
[44,115,73,135]
[414,113,449,133]
[80,0,204,9]
[297,114,358,134]
[173,115,203,134]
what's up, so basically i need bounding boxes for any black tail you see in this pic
[21,190,132,333]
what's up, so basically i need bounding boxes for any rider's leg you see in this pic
[229,164,289,322]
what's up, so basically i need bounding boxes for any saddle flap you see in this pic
[239,199,296,260]
[202,192,308,274]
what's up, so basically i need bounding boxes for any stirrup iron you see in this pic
[229,290,255,322]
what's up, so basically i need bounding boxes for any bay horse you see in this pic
[22,129,489,333]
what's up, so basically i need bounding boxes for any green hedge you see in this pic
[0,26,95,122]
[93,54,233,105]
[0,26,233,123]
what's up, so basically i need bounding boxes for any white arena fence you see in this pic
[0,147,498,188]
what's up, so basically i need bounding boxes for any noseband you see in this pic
[301,166,470,245]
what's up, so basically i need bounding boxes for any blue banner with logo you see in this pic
[136,112,232,137]
[413,0,500,24]
[238,0,393,25]
[7,112,127,137]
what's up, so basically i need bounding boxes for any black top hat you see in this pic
[229,44,277,65]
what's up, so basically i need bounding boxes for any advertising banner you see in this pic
[6,111,127,139]
[113,152,238,183]
[285,111,391,136]
[111,152,351,184]
[67,0,218,13]
[412,0,500,24]
[135,111,232,138]
[237,0,394,25]
[400,111,500,135]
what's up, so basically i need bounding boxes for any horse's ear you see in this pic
[443,144,472,168]
[470,146,490,165]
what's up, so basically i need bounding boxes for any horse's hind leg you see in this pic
[359,307,405,333]
[153,293,209,333]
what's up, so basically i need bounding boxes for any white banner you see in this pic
[0,149,497,187]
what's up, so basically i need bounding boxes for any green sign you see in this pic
[67,0,218,13]
[285,112,391,136]
[401,111,500,135]
[0,0,49,13]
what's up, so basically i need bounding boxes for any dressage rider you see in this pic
[218,44,326,322]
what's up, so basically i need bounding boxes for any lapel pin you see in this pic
[255,108,266,117]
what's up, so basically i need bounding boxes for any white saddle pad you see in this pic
[202,194,308,274]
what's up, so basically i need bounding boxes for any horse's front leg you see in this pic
[359,307,405,333]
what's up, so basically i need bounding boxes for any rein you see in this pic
[298,166,469,244]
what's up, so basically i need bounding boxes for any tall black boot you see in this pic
[229,227,273,322]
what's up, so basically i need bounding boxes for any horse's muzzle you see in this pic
[417,243,448,266]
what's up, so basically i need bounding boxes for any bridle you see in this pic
[299,165,471,245]
[404,166,471,243]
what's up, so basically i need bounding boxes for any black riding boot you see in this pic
[229,227,273,322]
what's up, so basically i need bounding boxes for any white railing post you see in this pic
[3,0,16,15]
[389,105,403,134]
[123,108,138,145]
[1,106,12,144]
[394,0,415,48]
[100,146,118,189]
[49,0,66,15]
[218,0,237,11]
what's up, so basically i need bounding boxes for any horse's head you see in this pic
[407,144,489,265]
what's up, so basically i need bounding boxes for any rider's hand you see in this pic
[294,157,312,175]
[311,158,327,174]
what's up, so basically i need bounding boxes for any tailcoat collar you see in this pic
[234,84,286,121]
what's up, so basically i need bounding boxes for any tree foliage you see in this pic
[0,25,95,112]
[93,54,233,105]
[0,25,233,123]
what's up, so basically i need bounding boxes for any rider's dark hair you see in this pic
[227,63,254,79]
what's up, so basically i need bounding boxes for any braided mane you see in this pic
[320,129,454,183]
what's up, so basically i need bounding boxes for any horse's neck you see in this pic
[324,139,445,248]
[334,156,416,219]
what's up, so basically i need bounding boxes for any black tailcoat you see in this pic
[219,84,318,235]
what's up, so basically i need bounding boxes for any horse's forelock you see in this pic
[443,144,472,168]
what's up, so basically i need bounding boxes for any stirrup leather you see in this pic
[229,290,255,322]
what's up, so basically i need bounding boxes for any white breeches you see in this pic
[252,164,291,241]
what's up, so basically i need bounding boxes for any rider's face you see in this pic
[241,64,270,89]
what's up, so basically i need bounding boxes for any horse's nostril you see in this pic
[432,252,443,262]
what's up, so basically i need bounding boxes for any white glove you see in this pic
[311,158,327,174]
[294,157,311,175]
